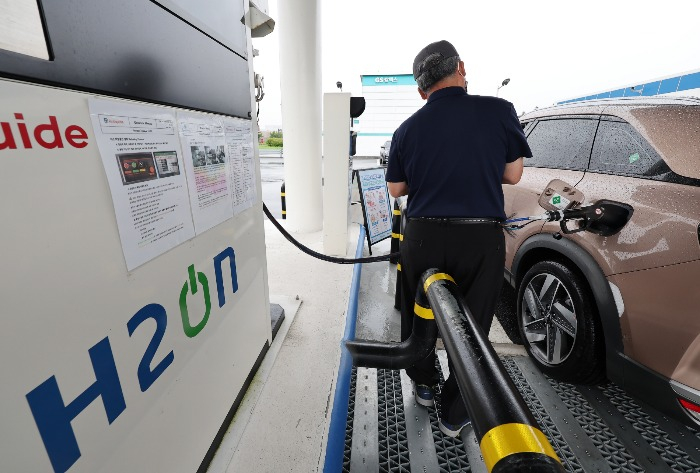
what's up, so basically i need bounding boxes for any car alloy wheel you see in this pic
[521,272,577,365]
[517,260,605,384]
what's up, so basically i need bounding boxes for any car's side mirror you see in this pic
[538,179,585,211]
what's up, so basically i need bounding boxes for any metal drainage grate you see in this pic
[377,368,410,472]
[344,354,700,472]
[343,366,357,473]
[432,358,471,472]
[602,383,700,472]
[500,357,584,473]
[548,378,645,472]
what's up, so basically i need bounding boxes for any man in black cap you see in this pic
[386,40,531,437]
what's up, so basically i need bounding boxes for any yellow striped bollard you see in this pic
[280,181,286,219]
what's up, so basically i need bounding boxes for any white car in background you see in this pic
[379,140,391,166]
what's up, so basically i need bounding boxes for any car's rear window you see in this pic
[590,120,664,177]
[630,106,700,179]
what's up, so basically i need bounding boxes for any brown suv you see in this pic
[497,96,700,427]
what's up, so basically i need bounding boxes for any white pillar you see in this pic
[323,93,350,255]
[278,0,322,232]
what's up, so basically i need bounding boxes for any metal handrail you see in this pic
[345,284,436,369]
[421,268,563,472]
[346,267,565,472]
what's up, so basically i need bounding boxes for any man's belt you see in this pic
[409,217,503,225]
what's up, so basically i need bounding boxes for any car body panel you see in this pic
[609,259,700,387]
[572,173,700,274]
[504,167,585,269]
[505,96,700,427]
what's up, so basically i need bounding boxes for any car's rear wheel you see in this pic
[517,260,605,384]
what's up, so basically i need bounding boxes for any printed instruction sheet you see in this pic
[178,112,234,234]
[89,98,195,270]
[224,117,257,214]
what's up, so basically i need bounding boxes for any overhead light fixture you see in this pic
[241,2,275,38]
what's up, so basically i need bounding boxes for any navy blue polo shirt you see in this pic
[385,87,531,220]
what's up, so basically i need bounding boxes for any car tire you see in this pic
[517,260,605,384]
[494,282,522,345]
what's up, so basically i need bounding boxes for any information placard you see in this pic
[89,98,196,270]
[178,111,234,234]
[355,167,392,251]
[225,117,257,214]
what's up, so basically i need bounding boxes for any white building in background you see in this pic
[354,74,424,157]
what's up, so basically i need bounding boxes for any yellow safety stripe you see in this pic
[423,273,455,294]
[281,210,287,214]
[397,264,401,271]
[281,192,286,196]
[413,303,434,320]
[393,209,401,216]
[480,423,560,472]
[391,233,404,241]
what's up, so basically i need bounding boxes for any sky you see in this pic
[252,0,700,131]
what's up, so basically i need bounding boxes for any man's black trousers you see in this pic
[399,219,505,425]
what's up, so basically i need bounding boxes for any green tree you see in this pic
[266,137,283,147]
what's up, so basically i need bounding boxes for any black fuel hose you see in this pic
[263,203,399,264]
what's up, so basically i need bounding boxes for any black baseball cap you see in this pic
[412,40,460,80]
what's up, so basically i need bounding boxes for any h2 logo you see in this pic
[25,247,238,473]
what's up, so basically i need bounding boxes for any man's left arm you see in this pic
[387,181,409,197]
[503,104,531,184]
[385,129,408,197]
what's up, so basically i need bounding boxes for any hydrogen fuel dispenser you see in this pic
[0,1,274,472]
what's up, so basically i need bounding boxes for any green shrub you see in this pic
[266,137,283,147]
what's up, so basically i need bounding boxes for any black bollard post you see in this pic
[394,262,402,310]
[389,200,401,264]
[280,181,286,219]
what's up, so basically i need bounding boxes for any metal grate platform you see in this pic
[343,353,700,473]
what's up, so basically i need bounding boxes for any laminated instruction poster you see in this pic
[224,117,257,214]
[89,98,196,270]
[178,112,234,233]
[355,167,392,247]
